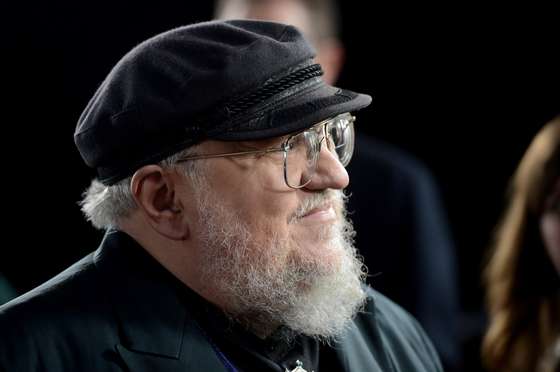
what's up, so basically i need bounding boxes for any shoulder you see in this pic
[0,253,117,370]
[349,286,444,371]
[363,287,428,339]
[0,253,98,319]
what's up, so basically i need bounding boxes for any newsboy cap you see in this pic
[75,20,371,185]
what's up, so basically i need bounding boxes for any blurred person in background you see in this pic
[483,115,560,372]
[215,0,461,370]
[0,274,17,305]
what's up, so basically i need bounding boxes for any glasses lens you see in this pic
[326,114,355,166]
[285,130,319,188]
[284,113,355,188]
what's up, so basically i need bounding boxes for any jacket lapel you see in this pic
[93,230,228,372]
[114,320,227,372]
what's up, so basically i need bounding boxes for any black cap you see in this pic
[74,20,371,185]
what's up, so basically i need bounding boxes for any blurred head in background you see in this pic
[483,115,560,372]
[215,0,344,85]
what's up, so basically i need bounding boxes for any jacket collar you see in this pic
[93,230,227,372]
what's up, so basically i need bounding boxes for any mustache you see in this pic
[288,189,343,223]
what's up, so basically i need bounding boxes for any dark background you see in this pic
[4,2,559,371]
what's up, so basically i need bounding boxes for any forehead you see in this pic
[199,136,286,153]
[236,115,342,146]
[236,120,327,148]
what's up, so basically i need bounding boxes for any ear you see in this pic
[130,165,189,240]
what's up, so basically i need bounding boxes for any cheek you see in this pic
[205,157,299,237]
[239,173,297,225]
[541,213,560,274]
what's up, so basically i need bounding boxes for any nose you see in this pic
[303,145,349,191]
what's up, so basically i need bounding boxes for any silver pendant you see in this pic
[285,360,311,372]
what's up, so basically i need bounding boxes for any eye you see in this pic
[284,140,296,151]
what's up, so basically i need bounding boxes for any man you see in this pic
[215,1,461,370]
[0,20,442,371]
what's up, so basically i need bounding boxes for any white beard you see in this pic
[195,181,367,341]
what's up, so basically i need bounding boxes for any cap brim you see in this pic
[209,81,372,141]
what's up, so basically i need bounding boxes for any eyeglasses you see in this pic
[176,112,356,189]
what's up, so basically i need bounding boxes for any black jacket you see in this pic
[0,230,442,371]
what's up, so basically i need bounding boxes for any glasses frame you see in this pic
[176,113,356,189]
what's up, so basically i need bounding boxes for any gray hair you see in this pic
[79,146,203,230]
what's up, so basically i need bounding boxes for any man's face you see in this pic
[183,137,366,339]
[192,137,351,271]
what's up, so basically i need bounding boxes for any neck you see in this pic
[118,214,230,312]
